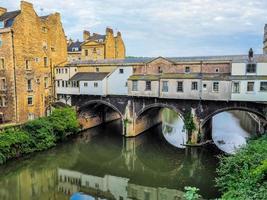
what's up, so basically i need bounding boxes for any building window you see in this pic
[62,81,65,87]
[42,27,47,33]
[65,81,68,88]
[215,68,219,73]
[85,50,88,56]
[57,80,60,87]
[119,69,124,74]
[0,78,6,90]
[25,60,30,70]
[145,81,151,91]
[185,66,190,73]
[65,68,68,74]
[27,79,32,91]
[28,113,35,120]
[27,96,33,105]
[84,82,88,87]
[94,82,98,87]
[132,80,138,91]
[44,57,48,67]
[191,81,198,91]
[44,77,49,88]
[96,67,99,72]
[0,58,4,69]
[232,82,240,93]
[177,81,183,92]
[246,63,256,73]
[0,96,6,107]
[260,82,267,92]
[158,67,162,73]
[162,81,168,92]
[212,82,219,92]
[203,83,207,90]
[247,82,254,92]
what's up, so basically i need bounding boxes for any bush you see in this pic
[184,186,201,200]
[0,128,31,164]
[0,107,79,164]
[48,108,79,140]
[216,135,267,200]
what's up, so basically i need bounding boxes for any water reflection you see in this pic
[161,108,187,148]
[212,111,259,154]
[0,121,220,199]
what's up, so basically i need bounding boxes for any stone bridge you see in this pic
[71,95,267,140]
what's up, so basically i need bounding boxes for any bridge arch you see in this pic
[78,100,125,135]
[134,103,186,137]
[201,106,266,128]
[136,103,185,120]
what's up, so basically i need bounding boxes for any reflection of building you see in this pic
[58,168,184,200]
[0,168,67,200]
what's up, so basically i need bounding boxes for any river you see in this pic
[0,109,258,200]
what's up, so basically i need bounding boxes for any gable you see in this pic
[146,57,175,65]
[81,40,104,47]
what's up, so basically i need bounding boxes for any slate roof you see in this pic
[70,72,109,81]
[0,10,21,27]
[68,54,267,66]
[0,10,21,21]
[68,41,82,52]
[88,34,106,42]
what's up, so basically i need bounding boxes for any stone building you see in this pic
[0,1,67,124]
[67,28,126,61]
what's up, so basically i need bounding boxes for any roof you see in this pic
[0,10,21,27]
[67,54,267,66]
[70,72,109,81]
[68,41,82,52]
[88,33,106,41]
[128,75,160,81]
[69,57,153,66]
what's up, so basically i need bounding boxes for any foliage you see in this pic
[184,112,196,135]
[0,128,31,164]
[184,186,201,200]
[48,107,79,140]
[0,108,79,165]
[216,135,267,200]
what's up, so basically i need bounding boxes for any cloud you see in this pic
[1,0,267,56]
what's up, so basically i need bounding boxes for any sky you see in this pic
[1,0,267,57]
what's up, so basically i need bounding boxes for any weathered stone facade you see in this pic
[0,1,67,124]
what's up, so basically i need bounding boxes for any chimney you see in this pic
[117,31,121,37]
[21,1,33,10]
[83,30,90,41]
[248,48,253,61]
[0,7,7,16]
[106,27,114,36]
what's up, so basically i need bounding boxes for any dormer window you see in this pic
[246,63,256,73]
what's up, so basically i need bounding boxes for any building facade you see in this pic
[67,28,126,62]
[0,1,67,124]
[55,53,267,104]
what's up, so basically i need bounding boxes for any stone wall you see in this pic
[0,1,67,124]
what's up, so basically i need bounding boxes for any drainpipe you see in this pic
[11,30,18,123]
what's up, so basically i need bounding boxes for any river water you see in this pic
[0,109,258,200]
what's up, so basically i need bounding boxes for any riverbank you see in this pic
[0,108,79,165]
[216,134,267,200]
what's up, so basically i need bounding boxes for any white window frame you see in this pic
[212,82,219,93]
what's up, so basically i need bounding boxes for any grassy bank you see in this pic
[216,134,267,200]
[0,108,79,164]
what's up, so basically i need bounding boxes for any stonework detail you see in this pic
[0,1,67,124]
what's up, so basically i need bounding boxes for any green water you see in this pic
[0,119,220,200]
